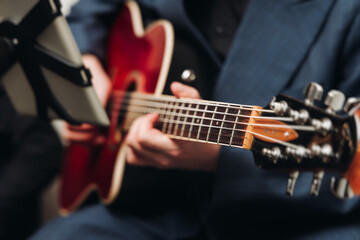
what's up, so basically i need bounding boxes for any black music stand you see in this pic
[0,0,109,126]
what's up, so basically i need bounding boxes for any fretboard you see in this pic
[111,91,263,148]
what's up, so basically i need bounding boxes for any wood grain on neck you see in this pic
[118,92,261,148]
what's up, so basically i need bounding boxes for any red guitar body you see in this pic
[59,1,174,214]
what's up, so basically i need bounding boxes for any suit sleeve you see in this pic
[66,0,124,63]
[337,7,360,98]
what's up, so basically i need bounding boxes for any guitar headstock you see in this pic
[250,82,360,198]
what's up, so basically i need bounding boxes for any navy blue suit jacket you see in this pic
[67,0,360,239]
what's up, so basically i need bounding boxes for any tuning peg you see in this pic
[303,82,323,105]
[330,177,354,199]
[262,147,281,164]
[311,144,333,163]
[344,97,360,114]
[310,171,324,196]
[286,170,299,196]
[324,90,345,113]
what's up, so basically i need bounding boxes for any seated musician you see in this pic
[32,0,360,239]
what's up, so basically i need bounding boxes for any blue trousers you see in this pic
[30,202,360,240]
[30,203,193,240]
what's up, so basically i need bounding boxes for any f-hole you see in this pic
[127,81,136,92]
[116,70,147,131]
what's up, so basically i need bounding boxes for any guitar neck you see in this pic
[112,91,263,149]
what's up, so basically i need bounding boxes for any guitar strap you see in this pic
[0,0,91,124]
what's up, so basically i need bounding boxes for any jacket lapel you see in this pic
[213,0,336,106]
[154,0,222,66]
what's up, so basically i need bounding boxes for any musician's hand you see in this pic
[62,54,112,144]
[125,82,220,171]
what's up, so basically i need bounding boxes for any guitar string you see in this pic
[161,134,244,148]
[121,107,315,131]
[107,92,314,150]
[122,113,247,142]
[111,90,263,109]
[116,108,315,157]
[122,113,309,151]
[110,91,275,114]
[111,98,286,120]
[124,115,282,148]
[109,96,294,122]
[111,96,313,131]
[111,94,274,115]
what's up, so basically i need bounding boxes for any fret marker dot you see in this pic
[284,131,289,137]
[216,121,219,125]
[196,119,200,123]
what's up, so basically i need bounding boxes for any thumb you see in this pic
[170,82,201,99]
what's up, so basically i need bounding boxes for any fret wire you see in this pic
[166,101,176,135]
[206,103,218,142]
[180,102,189,137]
[123,98,134,130]
[197,105,208,141]
[161,101,170,133]
[188,103,199,139]
[217,104,229,144]
[173,101,181,136]
[230,108,241,146]
[160,100,168,132]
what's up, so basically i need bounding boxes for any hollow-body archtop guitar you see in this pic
[59,1,360,214]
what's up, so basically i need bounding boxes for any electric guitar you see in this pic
[59,1,360,214]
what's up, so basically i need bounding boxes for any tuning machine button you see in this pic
[324,90,345,114]
[286,146,307,163]
[344,97,360,115]
[289,108,309,124]
[303,82,323,105]
[310,170,324,196]
[311,118,332,136]
[311,144,333,163]
[181,69,196,82]
[331,177,354,199]
[270,100,289,116]
[262,147,281,164]
[270,98,309,124]
[286,170,299,196]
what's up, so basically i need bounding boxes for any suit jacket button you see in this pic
[181,69,196,82]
